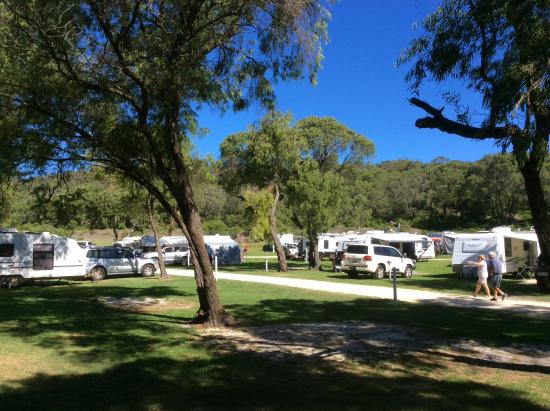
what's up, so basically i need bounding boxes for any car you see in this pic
[341,244,416,279]
[535,253,549,292]
[142,246,189,265]
[284,243,299,259]
[85,246,159,281]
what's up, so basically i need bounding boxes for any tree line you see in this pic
[3,152,547,239]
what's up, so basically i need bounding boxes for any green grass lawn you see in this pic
[1,276,549,410]
[215,256,550,302]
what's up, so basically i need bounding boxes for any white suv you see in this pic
[142,246,189,265]
[341,244,416,279]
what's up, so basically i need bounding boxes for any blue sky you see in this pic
[193,0,499,164]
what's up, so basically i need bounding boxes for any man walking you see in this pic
[488,251,507,301]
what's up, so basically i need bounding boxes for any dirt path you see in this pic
[199,320,550,370]
[166,268,550,317]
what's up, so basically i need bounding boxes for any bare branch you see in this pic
[409,97,515,140]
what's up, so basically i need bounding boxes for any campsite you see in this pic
[1,1,549,410]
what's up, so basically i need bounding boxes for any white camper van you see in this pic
[452,228,540,277]
[0,231,86,287]
[370,233,436,261]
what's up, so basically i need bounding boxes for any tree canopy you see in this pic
[0,0,331,326]
[400,0,550,261]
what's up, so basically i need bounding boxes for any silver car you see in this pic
[85,247,159,281]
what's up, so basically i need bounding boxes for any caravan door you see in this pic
[33,244,54,271]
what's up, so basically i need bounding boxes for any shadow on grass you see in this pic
[1,353,546,411]
[0,281,196,362]
[226,298,550,346]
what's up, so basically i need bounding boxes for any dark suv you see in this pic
[535,253,549,292]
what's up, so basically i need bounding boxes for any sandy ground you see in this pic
[200,321,550,370]
[166,268,550,318]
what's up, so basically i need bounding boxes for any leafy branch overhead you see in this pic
[401,0,550,261]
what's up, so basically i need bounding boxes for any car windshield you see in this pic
[346,245,368,254]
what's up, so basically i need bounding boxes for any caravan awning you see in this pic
[371,233,428,243]
[503,232,538,242]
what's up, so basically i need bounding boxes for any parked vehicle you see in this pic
[77,240,96,249]
[370,233,435,261]
[0,230,86,287]
[451,227,539,278]
[535,253,549,292]
[283,243,299,259]
[142,246,189,265]
[341,244,416,279]
[85,247,159,281]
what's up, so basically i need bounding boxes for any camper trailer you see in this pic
[203,235,241,265]
[370,233,435,261]
[299,234,342,259]
[452,228,540,277]
[0,231,86,287]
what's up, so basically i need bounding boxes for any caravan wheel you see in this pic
[4,275,23,289]
[90,267,107,281]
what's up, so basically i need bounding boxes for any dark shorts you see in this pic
[491,274,502,288]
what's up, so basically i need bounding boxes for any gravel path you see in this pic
[166,268,550,317]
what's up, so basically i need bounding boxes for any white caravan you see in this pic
[370,232,436,261]
[0,231,86,286]
[451,227,540,277]
[300,234,342,259]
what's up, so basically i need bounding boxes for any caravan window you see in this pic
[0,244,14,257]
[33,244,54,270]
[504,238,512,257]
[324,240,329,249]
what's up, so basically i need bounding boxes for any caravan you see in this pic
[369,233,436,261]
[452,227,540,277]
[0,230,86,287]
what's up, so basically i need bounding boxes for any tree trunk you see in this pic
[146,197,169,280]
[165,100,233,327]
[519,163,550,261]
[308,234,321,270]
[268,183,288,272]
[168,217,176,236]
[112,216,119,241]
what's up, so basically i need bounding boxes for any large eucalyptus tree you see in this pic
[0,0,330,325]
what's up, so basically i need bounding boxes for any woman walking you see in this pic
[468,255,492,299]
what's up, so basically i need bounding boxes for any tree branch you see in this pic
[409,97,515,140]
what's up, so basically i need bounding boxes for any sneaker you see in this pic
[502,293,507,301]
[490,298,497,301]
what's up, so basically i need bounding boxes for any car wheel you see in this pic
[537,278,550,293]
[374,264,385,279]
[403,265,413,278]
[141,264,155,277]
[90,267,107,281]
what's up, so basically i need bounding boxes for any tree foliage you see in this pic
[400,0,550,261]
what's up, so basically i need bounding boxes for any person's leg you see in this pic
[474,282,481,297]
[483,283,491,298]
